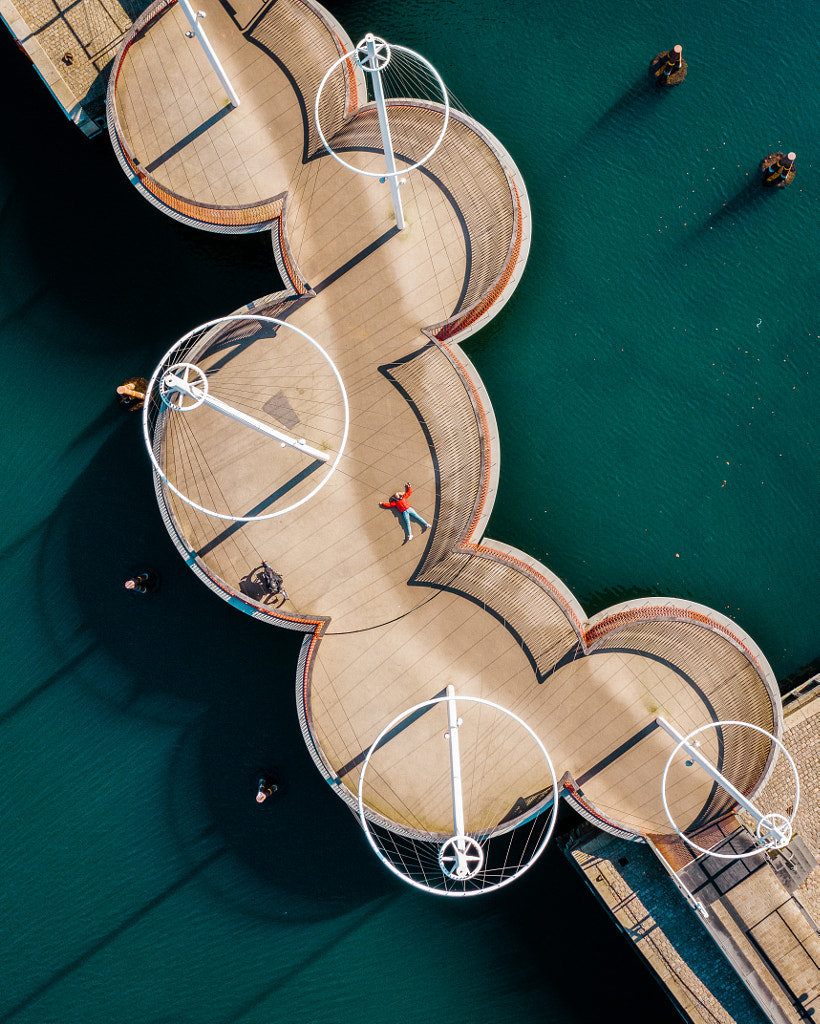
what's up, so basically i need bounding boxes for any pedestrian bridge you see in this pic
[109,0,782,889]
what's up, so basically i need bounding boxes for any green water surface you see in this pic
[1,0,816,1021]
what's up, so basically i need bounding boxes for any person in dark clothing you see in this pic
[124,571,158,594]
[259,561,288,604]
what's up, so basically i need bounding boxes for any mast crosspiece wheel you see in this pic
[757,813,792,848]
[160,362,208,411]
[356,34,391,72]
[438,836,484,879]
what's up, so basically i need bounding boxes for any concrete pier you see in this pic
[0,0,141,134]
[564,686,820,1024]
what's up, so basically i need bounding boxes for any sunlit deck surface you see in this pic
[113,0,781,841]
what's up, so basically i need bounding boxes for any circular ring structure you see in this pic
[159,362,209,411]
[660,720,800,861]
[757,812,792,848]
[314,41,450,180]
[143,314,349,522]
[438,835,484,879]
[356,34,391,73]
[357,694,558,896]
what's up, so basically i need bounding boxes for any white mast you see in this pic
[161,364,329,463]
[362,34,405,230]
[440,685,483,879]
[178,0,240,109]
[657,716,794,848]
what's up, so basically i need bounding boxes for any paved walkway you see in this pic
[565,827,768,1024]
[2,0,142,130]
[760,688,820,924]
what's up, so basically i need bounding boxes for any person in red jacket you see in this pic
[379,482,431,540]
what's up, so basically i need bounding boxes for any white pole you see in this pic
[164,371,329,462]
[179,0,240,109]
[364,34,405,230]
[656,716,789,845]
[445,685,471,875]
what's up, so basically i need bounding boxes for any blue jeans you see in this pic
[401,507,427,536]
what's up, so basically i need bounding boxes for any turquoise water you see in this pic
[1,0,816,1021]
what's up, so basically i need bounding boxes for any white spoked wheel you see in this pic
[757,812,792,849]
[159,362,208,411]
[438,836,484,880]
[358,34,391,72]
